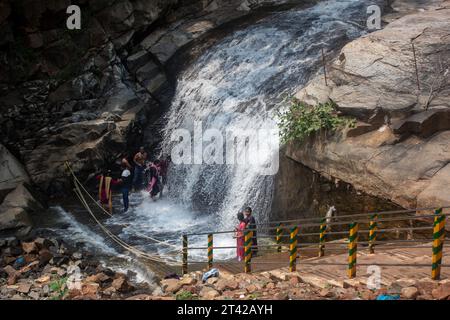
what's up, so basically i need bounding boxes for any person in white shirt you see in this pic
[121,165,132,212]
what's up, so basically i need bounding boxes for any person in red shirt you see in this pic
[234,212,247,262]
[96,170,121,214]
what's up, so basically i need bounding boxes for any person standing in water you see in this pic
[234,212,247,262]
[133,146,147,191]
[120,164,132,212]
[244,207,258,256]
[96,170,121,214]
[147,160,161,200]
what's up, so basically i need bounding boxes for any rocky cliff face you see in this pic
[290,1,450,209]
[0,0,291,196]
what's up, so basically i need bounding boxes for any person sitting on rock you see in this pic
[96,170,121,214]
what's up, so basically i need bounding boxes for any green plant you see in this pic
[49,276,68,300]
[278,99,355,144]
[176,290,198,300]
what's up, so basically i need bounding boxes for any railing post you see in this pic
[369,214,378,254]
[207,233,213,269]
[432,208,446,280]
[319,218,326,257]
[348,222,358,279]
[244,230,253,273]
[276,223,283,253]
[289,226,298,272]
[182,234,188,275]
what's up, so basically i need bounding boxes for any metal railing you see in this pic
[181,206,450,280]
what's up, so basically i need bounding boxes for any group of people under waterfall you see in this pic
[235,207,258,261]
[96,146,170,214]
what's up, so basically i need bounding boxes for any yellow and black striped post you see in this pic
[276,223,283,253]
[244,230,253,273]
[207,233,213,269]
[289,226,298,272]
[319,218,326,257]
[347,222,358,279]
[182,235,188,275]
[432,208,446,280]
[368,214,378,254]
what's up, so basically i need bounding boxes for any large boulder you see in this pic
[0,183,44,236]
[290,7,450,209]
[0,144,30,191]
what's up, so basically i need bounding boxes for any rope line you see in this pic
[66,162,180,250]
[66,162,182,266]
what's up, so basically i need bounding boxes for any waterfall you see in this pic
[161,0,383,231]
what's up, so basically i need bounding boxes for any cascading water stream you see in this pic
[46,0,385,264]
